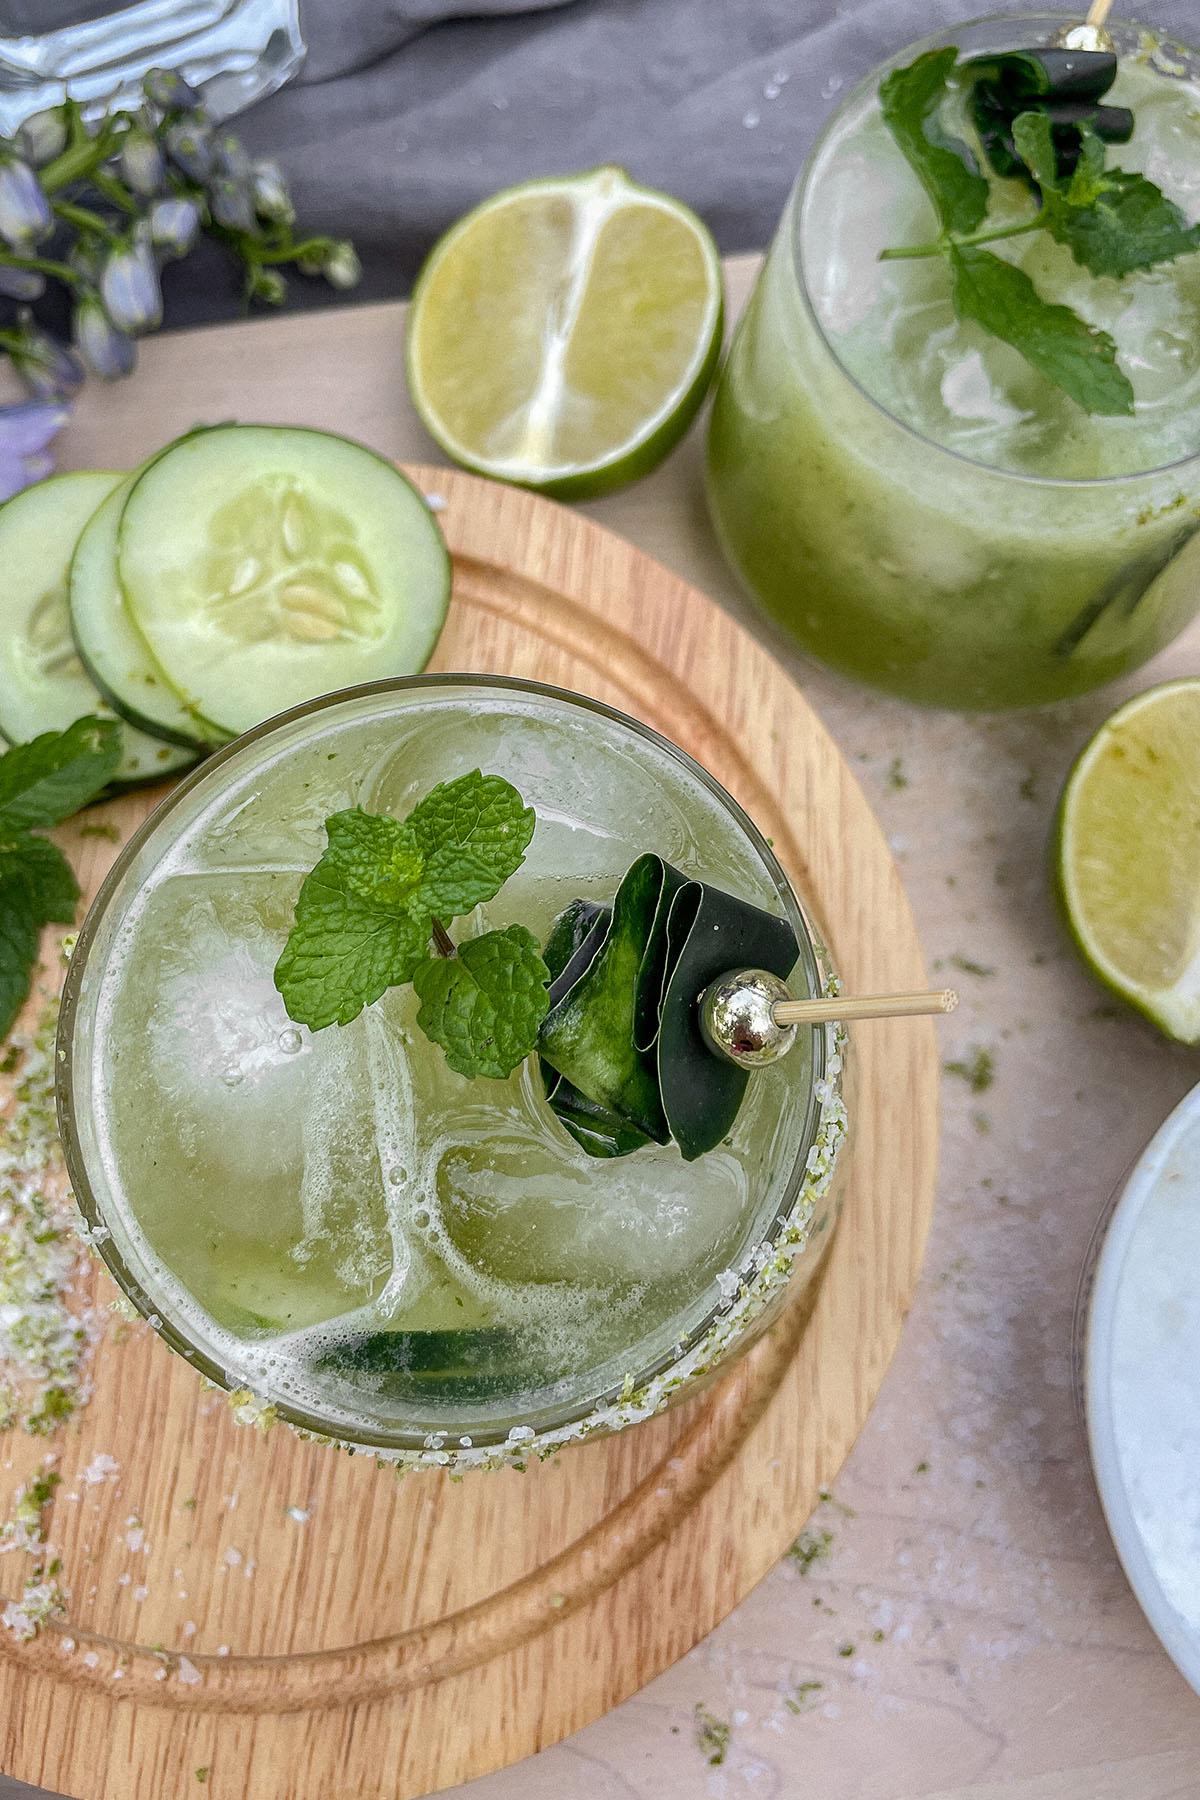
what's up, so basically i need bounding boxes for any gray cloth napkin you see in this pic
[154,0,1192,323]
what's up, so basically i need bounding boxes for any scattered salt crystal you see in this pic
[124,1524,145,1553]
[284,1505,310,1523]
[83,1650,98,1668]
[60,1637,75,1653]
[177,1656,201,1685]
[743,110,760,129]
[223,1546,242,1569]
[117,1573,131,1587]
[183,1620,197,1637]
[217,1644,229,1656]
[424,493,448,512]
[132,1585,148,1603]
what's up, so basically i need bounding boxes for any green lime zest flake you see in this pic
[877,45,1200,412]
[273,768,539,1036]
[0,716,122,1040]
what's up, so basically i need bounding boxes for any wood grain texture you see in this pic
[0,465,937,1799]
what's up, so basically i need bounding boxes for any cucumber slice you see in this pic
[69,472,226,752]
[116,425,452,738]
[0,471,199,791]
[312,1327,531,1402]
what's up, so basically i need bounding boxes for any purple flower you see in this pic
[4,315,84,401]
[18,109,68,169]
[0,266,46,301]
[162,118,212,182]
[148,195,199,258]
[143,67,201,113]
[0,155,52,250]
[99,237,162,334]
[250,157,294,225]
[118,127,166,196]
[0,400,72,502]
[72,292,136,379]
[323,240,362,290]
[209,175,256,234]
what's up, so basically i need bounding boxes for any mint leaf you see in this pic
[321,808,425,908]
[0,878,42,1041]
[413,925,549,1080]
[949,244,1134,415]
[274,853,430,1030]
[1011,108,1059,190]
[880,47,989,236]
[0,716,122,832]
[0,836,80,927]
[1054,166,1200,279]
[274,771,540,1037]
[0,717,123,1042]
[407,770,534,915]
[1011,113,1200,279]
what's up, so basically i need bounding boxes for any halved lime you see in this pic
[406,165,724,499]
[1057,679,1200,1043]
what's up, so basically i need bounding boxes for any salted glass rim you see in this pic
[56,672,832,1453]
[792,8,1200,491]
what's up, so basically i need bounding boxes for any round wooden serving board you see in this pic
[0,466,938,1800]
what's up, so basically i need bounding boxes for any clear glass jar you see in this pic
[706,15,1200,710]
[0,0,303,136]
[57,676,847,1470]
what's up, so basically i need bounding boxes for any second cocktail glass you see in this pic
[706,14,1200,710]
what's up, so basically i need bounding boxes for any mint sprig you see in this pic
[273,768,549,1078]
[0,716,123,1040]
[1012,112,1200,279]
[878,46,1200,412]
[949,243,1133,416]
[413,925,549,1080]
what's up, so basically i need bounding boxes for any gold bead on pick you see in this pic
[699,971,961,1066]
[699,968,798,1068]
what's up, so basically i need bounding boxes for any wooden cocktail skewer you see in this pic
[1086,0,1114,27]
[699,971,957,1067]
[773,989,958,1025]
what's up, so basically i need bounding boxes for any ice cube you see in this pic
[434,1124,750,1289]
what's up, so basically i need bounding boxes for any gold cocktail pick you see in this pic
[699,970,957,1067]
[1058,0,1115,52]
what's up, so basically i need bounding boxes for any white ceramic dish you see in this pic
[1080,1080,1200,1697]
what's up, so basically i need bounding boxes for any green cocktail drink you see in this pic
[706,15,1200,710]
[57,678,845,1468]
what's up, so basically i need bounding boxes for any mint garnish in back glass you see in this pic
[877,40,1200,415]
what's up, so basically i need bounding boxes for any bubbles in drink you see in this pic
[84,687,818,1440]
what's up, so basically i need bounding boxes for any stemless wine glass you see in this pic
[706,14,1200,710]
[57,676,847,1471]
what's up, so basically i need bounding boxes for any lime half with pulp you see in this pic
[406,165,724,499]
[1057,678,1200,1043]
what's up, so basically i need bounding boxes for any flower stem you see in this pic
[879,217,1045,261]
[51,199,120,243]
[39,120,125,195]
[431,918,456,958]
[0,251,80,284]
